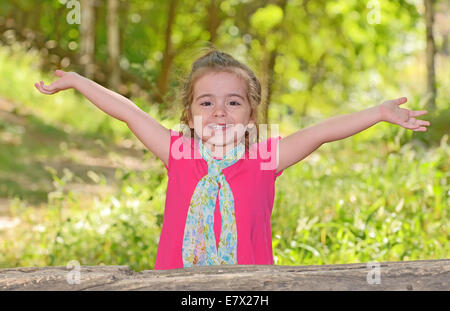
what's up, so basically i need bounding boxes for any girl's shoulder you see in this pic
[168,129,197,155]
[248,135,281,173]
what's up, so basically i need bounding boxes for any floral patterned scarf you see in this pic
[182,139,245,267]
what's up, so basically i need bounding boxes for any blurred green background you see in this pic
[0,0,448,272]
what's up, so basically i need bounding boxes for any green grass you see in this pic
[0,43,448,272]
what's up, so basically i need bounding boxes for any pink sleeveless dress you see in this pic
[154,130,284,270]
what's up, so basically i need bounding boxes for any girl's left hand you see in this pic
[379,97,430,132]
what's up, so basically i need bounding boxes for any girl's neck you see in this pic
[202,139,244,159]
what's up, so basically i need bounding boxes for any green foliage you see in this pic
[0,0,448,271]
[1,160,169,272]
[271,135,449,265]
[250,4,284,35]
[0,46,121,141]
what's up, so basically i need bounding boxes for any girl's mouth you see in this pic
[207,124,233,131]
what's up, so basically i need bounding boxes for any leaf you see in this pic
[250,4,284,35]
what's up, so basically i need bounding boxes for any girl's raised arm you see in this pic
[277,97,430,174]
[35,70,170,167]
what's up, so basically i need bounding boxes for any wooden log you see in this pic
[0,259,448,291]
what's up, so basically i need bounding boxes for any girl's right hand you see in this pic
[34,70,80,95]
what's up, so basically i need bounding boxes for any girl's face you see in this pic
[188,71,254,155]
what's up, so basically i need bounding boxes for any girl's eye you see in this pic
[199,101,241,106]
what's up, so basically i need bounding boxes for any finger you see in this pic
[36,86,50,94]
[36,82,53,94]
[412,127,427,132]
[409,119,430,130]
[403,118,428,130]
[40,81,55,92]
[394,97,408,105]
[418,120,430,127]
[410,110,428,117]
[35,82,46,93]
[55,69,65,77]
[40,83,51,92]
[408,118,431,127]
[34,82,45,93]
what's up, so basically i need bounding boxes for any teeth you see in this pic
[209,124,233,129]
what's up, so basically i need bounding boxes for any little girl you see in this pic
[35,49,430,270]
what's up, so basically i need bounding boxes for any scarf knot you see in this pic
[207,166,222,177]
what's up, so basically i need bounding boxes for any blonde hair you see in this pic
[178,47,261,150]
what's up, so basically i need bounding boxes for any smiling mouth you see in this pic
[207,124,234,131]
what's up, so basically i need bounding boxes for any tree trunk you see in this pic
[206,0,222,44]
[259,0,288,126]
[80,0,96,80]
[424,0,437,110]
[260,49,278,126]
[442,34,449,55]
[118,1,129,58]
[300,52,327,118]
[1,259,448,290]
[154,0,178,105]
[107,0,121,91]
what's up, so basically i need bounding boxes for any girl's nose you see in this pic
[213,104,226,117]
